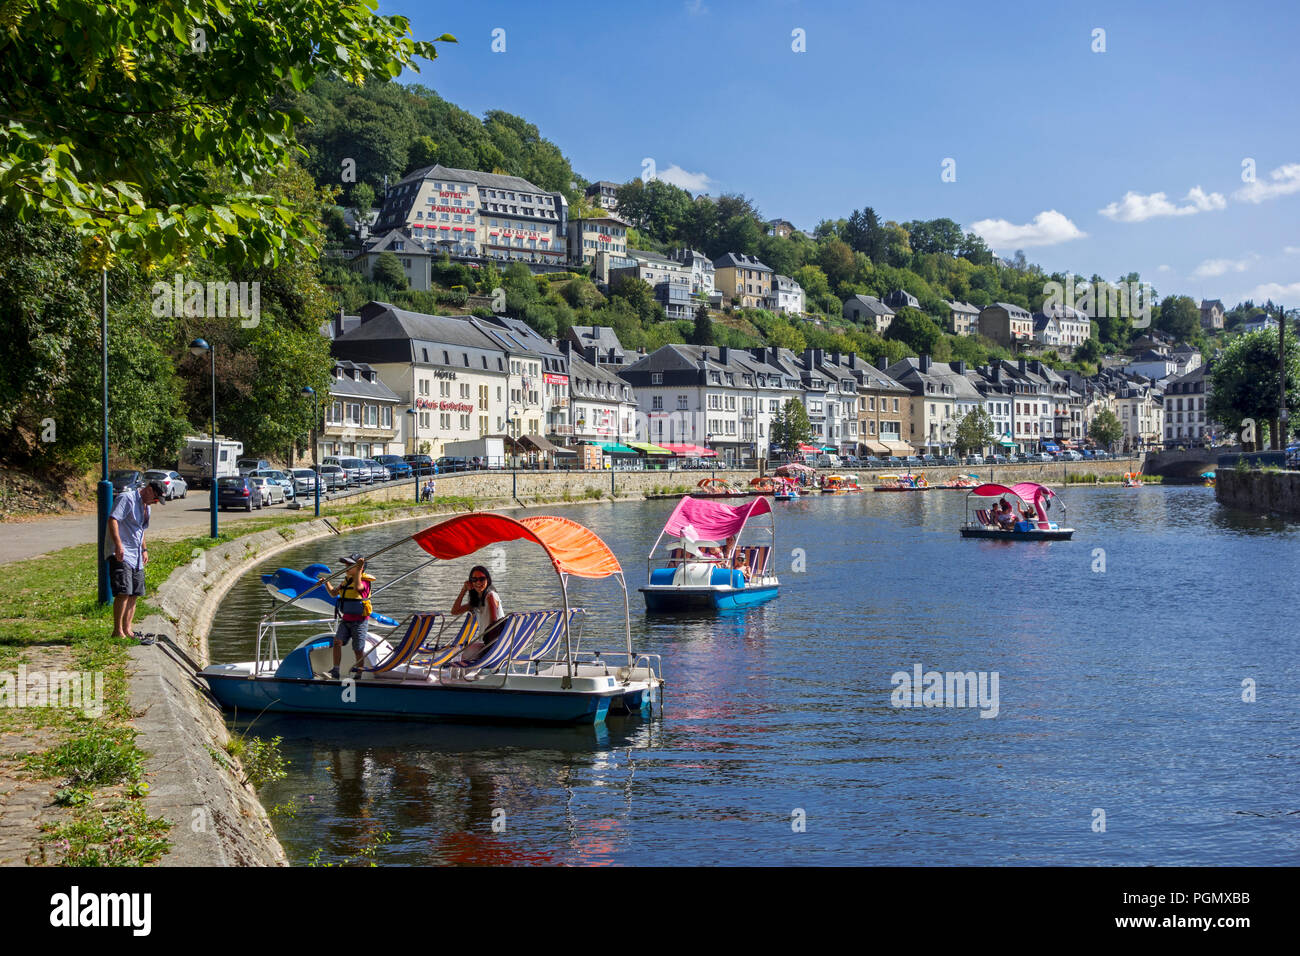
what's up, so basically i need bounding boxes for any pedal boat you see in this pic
[639,496,779,611]
[199,513,663,724]
[959,481,1074,541]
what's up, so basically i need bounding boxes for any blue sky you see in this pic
[385,0,1300,307]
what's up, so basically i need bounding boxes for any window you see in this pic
[652,396,663,411]
[678,395,689,410]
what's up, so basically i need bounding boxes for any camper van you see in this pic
[178,435,244,488]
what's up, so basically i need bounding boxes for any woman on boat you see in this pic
[451,565,506,665]
[995,499,1017,530]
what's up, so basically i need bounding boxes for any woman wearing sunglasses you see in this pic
[451,565,506,662]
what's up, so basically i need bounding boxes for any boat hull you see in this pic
[199,669,617,724]
[959,527,1074,541]
[639,583,779,611]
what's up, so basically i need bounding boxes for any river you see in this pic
[207,486,1299,865]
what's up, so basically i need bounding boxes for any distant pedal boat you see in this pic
[640,495,779,611]
[959,481,1074,541]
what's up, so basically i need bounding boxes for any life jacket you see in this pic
[337,574,374,618]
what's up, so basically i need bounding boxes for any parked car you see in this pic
[903,456,922,467]
[435,456,470,473]
[143,469,187,499]
[217,475,263,511]
[291,468,323,497]
[312,464,348,490]
[250,468,295,501]
[324,456,370,485]
[1063,450,1083,461]
[885,456,903,467]
[403,454,434,476]
[374,455,412,480]
[1030,452,1053,462]
[109,469,143,493]
[991,454,1009,465]
[939,455,958,466]
[965,455,985,466]
[249,475,285,505]
[236,457,272,476]
[362,459,388,482]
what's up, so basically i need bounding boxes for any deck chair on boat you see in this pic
[407,613,480,674]
[975,508,992,528]
[748,546,771,579]
[353,613,444,678]
[514,608,585,665]
[445,610,551,679]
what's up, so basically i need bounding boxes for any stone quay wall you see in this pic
[1216,469,1300,518]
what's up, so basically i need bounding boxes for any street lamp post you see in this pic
[97,268,111,605]
[189,339,218,538]
[300,385,320,517]
[406,408,419,502]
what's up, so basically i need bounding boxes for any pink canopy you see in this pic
[661,495,773,542]
[970,482,1056,522]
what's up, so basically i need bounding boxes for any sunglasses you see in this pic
[469,576,487,583]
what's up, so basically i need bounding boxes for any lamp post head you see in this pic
[300,385,315,397]
[189,338,211,358]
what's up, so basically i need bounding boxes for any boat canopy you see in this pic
[661,495,772,542]
[970,481,1055,503]
[411,513,622,579]
[774,462,815,475]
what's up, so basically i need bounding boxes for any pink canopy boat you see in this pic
[640,496,780,610]
[959,481,1074,541]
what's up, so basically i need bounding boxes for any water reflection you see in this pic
[209,489,1300,865]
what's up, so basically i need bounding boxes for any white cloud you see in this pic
[1192,256,1255,278]
[1098,185,1225,222]
[1284,246,1300,255]
[1233,163,1300,203]
[1157,264,1173,273]
[968,210,1086,249]
[684,0,709,16]
[656,164,715,193]
[1250,280,1300,301]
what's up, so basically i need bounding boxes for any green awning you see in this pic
[592,441,640,457]
[999,439,1018,447]
[626,441,674,456]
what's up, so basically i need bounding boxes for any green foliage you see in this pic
[238,735,288,788]
[1089,409,1123,449]
[372,251,407,289]
[32,725,143,788]
[1157,295,1200,340]
[954,407,995,455]
[886,307,944,356]
[0,2,453,269]
[42,799,172,867]
[1207,329,1300,448]
[692,305,715,345]
[771,398,813,452]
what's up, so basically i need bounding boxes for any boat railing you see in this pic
[253,615,339,677]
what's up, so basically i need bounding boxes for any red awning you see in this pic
[410,513,621,579]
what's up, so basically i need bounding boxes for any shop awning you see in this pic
[882,440,914,454]
[999,438,1018,448]
[626,441,674,456]
[660,443,718,457]
[591,441,640,457]
[521,433,560,454]
[1042,441,1059,451]
[863,440,890,454]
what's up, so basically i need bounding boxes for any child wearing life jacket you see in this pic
[318,552,375,679]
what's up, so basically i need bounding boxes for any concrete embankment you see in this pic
[1215,469,1300,518]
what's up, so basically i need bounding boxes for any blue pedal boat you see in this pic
[200,513,663,724]
[639,495,780,611]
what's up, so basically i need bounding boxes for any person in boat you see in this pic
[995,498,1017,530]
[451,565,506,664]
[317,552,375,679]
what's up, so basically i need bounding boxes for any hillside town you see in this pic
[313,162,1249,468]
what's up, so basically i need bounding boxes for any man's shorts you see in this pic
[334,617,369,655]
[109,558,145,597]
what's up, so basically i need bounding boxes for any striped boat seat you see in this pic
[455,610,551,675]
[358,613,443,675]
[975,509,992,527]
[410,613,479,671]
[519,608,585,663]
[749,545,771,574]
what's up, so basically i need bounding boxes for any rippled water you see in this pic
[207,487,1300,865]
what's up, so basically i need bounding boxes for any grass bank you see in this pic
[0,493,476,865]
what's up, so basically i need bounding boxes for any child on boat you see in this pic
[318,552,375,678]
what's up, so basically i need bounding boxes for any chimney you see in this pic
[877,356,889,371]
[956,360,967,376]
[718,346,730,365]
[584,346,598,365]
[920,354,932,373]
[846,353,857,369]
[803,348,815,366]
[1018,358,1028,375]
[1030,359,1042,375]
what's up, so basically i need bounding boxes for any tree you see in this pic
[1157,295,1200,341]
[818,238,855,289]
[844,206,886,261]
[350,182,376,224]
[1208,328,1300,450]
[954,407,995,455]
[692,305,715,345]
[1074,337,1102,365]
[1089,409,1123,450]
[885,307,943,356]
[771,399,813,453]
[372,251,407,288]
[0,2,453,268]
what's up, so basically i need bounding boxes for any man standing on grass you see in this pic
[105,479,166,643]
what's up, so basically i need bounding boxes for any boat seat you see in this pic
[445,610,550,677]
[409,612,480,671]
[520,608,585,663]
[975,509,992,527]
[357,613,443,676]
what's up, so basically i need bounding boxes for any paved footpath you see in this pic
[0,492,301,566]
